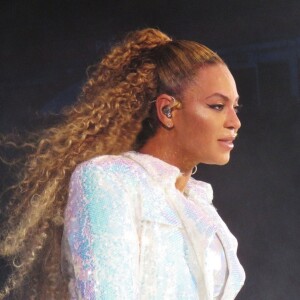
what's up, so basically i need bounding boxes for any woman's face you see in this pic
[172,63,241,167]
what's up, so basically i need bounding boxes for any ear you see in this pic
[155,94,176,129]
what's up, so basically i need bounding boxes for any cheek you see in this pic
[175,108,218,145]
[181,117,215,151]
[190,113,216,139]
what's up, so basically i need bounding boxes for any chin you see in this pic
[205,155,231,166]
[217,160,230,166]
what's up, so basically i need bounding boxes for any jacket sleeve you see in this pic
[63,163,140,300]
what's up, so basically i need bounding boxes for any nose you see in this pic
[225,107,241,131]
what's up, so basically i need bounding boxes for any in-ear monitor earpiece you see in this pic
[162,106,172,118]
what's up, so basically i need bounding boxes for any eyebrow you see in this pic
[205,93,240,103]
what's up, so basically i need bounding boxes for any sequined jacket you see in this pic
[62,151,245,300]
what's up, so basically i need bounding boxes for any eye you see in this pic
[234,104,243,114]
[207,104,224,111]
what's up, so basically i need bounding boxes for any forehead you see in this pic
[182,64,238,100]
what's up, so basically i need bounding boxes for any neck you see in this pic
[138,131,195,193]
[175,171,192,193]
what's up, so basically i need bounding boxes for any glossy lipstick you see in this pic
[217,136,236,150]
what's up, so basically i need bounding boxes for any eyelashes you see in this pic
[207,104,243,113]
[234,104,243,114]
[207,104,225,111]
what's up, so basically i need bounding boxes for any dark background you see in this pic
[1,1,300,299]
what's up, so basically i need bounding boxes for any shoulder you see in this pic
[70,153,145,187]
[67,153,145,211]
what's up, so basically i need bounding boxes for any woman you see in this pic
[0,28,245,299]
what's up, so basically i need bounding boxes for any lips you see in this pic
[217,136,236,149]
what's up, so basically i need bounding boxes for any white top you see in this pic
[62,151,245,299]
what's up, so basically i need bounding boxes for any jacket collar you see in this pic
[123,151,213,205]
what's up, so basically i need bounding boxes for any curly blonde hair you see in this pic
[0,28,223,299]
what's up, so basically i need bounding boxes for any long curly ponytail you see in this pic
[0,28,223,299]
